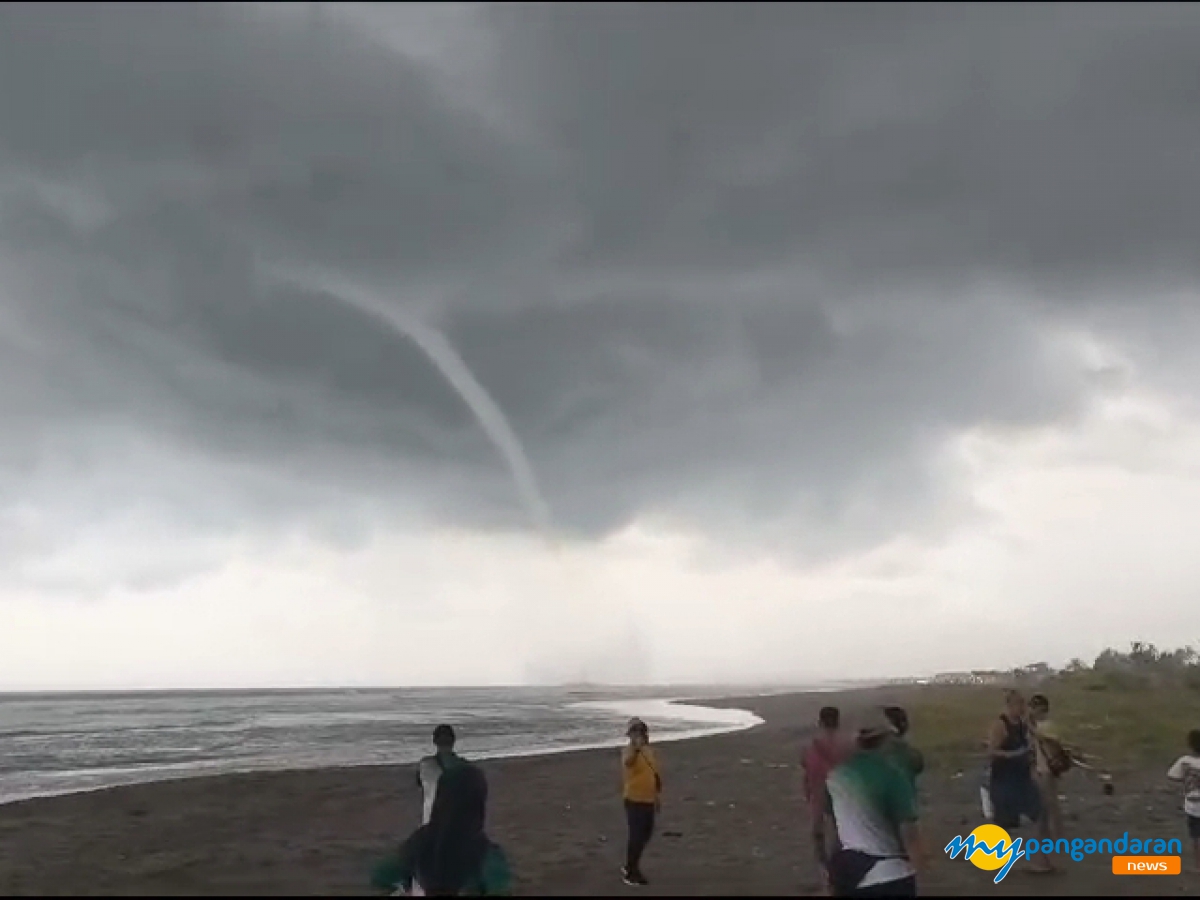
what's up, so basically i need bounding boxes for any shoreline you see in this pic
[0,694,767,811]
[4,684,1188,896]
[0,687,882,897]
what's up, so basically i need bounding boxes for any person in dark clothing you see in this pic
[986,690,1050,872]
[416,724,466,825]
[372,763,511,896]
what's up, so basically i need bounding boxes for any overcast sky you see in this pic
[3,2,1200,689]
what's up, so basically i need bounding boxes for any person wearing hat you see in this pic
[621,717,662,886]
[824,709,925,897]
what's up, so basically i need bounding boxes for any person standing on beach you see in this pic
[801,706,852,876]
[1166,729,1200,872]
[986,690,1051,872]
[373,763,512,896]
[825,709,926,898]
[417,725,465,826]
[621,717,661,887]
[881,707,924,794]
[1028,694,1071,843]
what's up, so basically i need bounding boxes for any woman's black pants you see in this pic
[624,800,656,874]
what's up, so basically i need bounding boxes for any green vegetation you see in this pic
[907,643,1200,774]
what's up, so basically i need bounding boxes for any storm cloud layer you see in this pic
[2,3,1200,685]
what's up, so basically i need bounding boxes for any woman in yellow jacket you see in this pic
[621,718,662,886]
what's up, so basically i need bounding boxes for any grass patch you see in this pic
[905,679,1200,775]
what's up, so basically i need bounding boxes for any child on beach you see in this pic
[1166,729,1200,872]
[621,717,662,887]
[373,763,511,897]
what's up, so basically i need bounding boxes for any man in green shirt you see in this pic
[825,709,926,897]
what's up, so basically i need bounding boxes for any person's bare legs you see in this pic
[1026,835,1054,872]
[812,817,830,888]
[1040,774,1064,840]
[1027,775,1057,873]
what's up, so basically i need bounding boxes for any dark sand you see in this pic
[1,688,1196,896]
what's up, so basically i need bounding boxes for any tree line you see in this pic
[1013,642,1200,691]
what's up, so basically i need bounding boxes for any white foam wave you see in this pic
[568,698,763,735]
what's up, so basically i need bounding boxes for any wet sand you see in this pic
[0,688,1195,896]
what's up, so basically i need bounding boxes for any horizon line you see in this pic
[0,679,877,697]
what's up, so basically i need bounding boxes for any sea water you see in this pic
[0,686,762,804]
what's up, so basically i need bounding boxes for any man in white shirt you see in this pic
[825,709,926,897]
[1167,728,1200,873]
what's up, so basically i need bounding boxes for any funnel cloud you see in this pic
[277,267,554,539]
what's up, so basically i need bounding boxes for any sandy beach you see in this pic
[0,687,1196,896]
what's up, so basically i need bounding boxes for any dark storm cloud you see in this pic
[483,2,1200,286]
[1,2,1197,557]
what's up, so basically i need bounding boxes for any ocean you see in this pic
[0,687,764,805]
